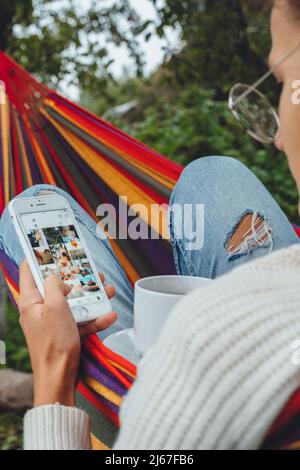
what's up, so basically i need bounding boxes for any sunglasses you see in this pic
[228,41,300,144]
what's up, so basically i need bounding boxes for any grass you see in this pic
[1,297,31,450]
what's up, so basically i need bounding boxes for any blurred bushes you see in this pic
[99,83,299,223]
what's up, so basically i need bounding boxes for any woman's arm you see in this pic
[19,261,117,450]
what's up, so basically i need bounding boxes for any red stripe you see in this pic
[0,263,19,294]
[52,114,171,205]
[48,97,182,181]
[77,381,119,427]
[10,108,23,194]
[32,115,94,216]
[268,387,300,437]
[83,335,132,389]
[293,225,300,238]
[88,334,137,378]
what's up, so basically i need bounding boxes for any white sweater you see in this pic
[24,245,300,450]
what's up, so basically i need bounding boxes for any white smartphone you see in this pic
[9,194,112,324]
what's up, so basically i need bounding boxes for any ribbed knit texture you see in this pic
[24,245,300,450]
[115,245,300,449]
[24,404,91,450]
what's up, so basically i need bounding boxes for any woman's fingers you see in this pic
[98,272,116,299]
[19,260,38,293]
[104,284,116,299]
[19,261,43,311]
[79,311,118,338]
[62,282,73,297]
[44,275,72,315]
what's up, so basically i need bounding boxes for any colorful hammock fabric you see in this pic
[0,52,300,450]
[0,51,182,447]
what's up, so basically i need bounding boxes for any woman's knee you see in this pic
[170,156,251,205]
[11,184,61,201]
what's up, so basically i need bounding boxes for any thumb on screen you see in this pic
[44,275,72,304]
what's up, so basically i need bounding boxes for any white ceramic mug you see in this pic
[134,275,213,355]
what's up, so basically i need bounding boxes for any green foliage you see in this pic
[78,0,299,223]
[0,412,23,450]
[149,0,268,97]
[109,83,299,223]
[0,301,30,451]
[2,0,147,89]
[0,0,33,50]
[1,300,31,373]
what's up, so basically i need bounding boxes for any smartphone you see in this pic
[9,195,112,324]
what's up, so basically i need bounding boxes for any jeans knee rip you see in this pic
[225,210,273,262]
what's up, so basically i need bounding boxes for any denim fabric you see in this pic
[169,156,299,278]
[0,157,299,338]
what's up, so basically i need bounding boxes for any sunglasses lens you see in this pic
[229,84,279,144]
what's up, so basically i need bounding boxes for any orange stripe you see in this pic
[5,278,19,304]
[41,110,170,240]
[109,239,139,284]
[45,100,176,189]
[281,440,300,449]
[23,114,56,184]
[84,375,123,407]
[108,360,136,379]
[14,113,33,187]
[1,93,11,204]
[91,434,110,451]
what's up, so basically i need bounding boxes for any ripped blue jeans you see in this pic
[0,156,299,339]
[169,156,299,278]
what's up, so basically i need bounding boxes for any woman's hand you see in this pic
[18,261,118,407]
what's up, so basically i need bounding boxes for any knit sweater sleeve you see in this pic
[23,405,91,450]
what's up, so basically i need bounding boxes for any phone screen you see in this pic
[19,208,103,306]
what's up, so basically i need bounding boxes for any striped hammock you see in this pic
[1,52,300,450]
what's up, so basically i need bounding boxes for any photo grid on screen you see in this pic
[26,224,101,299]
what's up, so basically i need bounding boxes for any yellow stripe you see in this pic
[45,99,176,189]
[14,111,34,187]
[108,360,136,379]
[4,278,19,304]
[0,92,11,205]
[23,115,56,185]
[91,434,110,450]
[109,239,140,283]
[42,109,170,239]
[84,375,123,407]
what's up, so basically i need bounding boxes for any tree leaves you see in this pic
[3,0,146,89]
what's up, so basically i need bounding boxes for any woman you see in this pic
[1,0,300,450]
